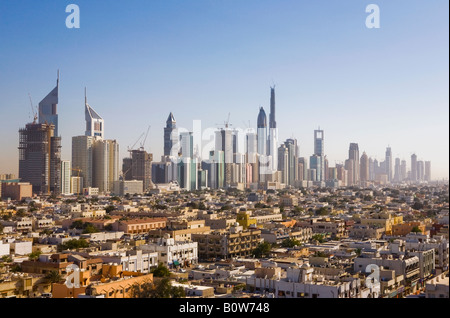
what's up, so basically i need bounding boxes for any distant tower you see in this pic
[19,123,61,195]
[285,138,299,186]
[268,87,278,171]
[164,112,179,157]
[360,152,369,184]
[425,161,431,182]
[257,107,268,156]
[394,158,401,182]
[411,154,418,182]
[400,160,407,181]
[73,91,119,194]
[314,129,325,181]
[348,143,360,185]
[385,147,393,183]
[84,88,104,139]
[38,71,60,136]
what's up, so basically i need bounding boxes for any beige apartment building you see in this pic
[192,228,261,260]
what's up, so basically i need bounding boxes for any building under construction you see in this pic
[18,123,61,195]
[122,149,154,193]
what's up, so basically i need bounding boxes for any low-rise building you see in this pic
[349,225,385,240]
[261,227,312,245]
[112,217,167,234]
[192,227,261,261]
[425,273,449,298]
[139,234,198,268]
[1,182,33,201]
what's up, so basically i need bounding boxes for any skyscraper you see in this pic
[179,132,198,190]
[19,123,61,194]
[72,91,119,194]
[268,87,278,172]
[348,143,360,185]
[257,107,268,156]
[394,158,401,183]
[85,88,104,139]
[360,152,369,184]
[417,160,425,182]
[385,147,393,183]
[127,149,153,192]
[309,154,322,183]
[401,160,407,182]
[285,138,298,186]
[425,161,431,182]
[411,154,418,182]
[278,144,288,184]
[61,160,71,195]
[38,71,60,136]
[164,112,179,157]
[314,129,325,181]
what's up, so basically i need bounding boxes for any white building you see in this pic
[91,249,158,274]
[61,160,72,195]
[246,263,379,298]
[0,241,10,257]
[10,241,33,255]
[425,273,449,298]
[405,233,449,273]
[139,234,198,268]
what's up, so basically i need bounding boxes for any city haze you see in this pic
[0,0,448,180]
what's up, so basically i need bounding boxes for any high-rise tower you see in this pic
[411,154,418,182]
[385,147,392,183]
[313,129,325,182]
[38,71,60,136]
[348,143,360,185]
[257,107,267,156]
[19,123,61,194]
[72,90,119,193]
[267,87,278,172]
[360,152,369,184]
[164,112,179,157]
[85,88,104,139]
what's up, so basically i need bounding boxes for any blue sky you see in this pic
[0,0,448,179]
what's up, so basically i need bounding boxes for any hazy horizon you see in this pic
[0,0,448,180]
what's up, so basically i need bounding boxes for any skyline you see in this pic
[0,0,448,179]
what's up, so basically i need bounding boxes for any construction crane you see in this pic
[127,132,145,154]
[139,125,151,151]
[28,93,38,124]
[224,112,232,129]
[215,113,233,130]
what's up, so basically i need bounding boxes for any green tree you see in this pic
[315,207,329,216]
[60,238,90,251]
[82,223,99,234]
[281,238,301,248]
[312,234,326,243]
[130,278,186,298]
[28,251,41,261]
[105,205,116,214]
[16,209,27,217]
[45,270,63,284]
[151,263,171,277]
[252,242,272,258]
[70,220,85,230]
[411,226,422,233]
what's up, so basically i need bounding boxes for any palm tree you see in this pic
[45,270,63,284]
